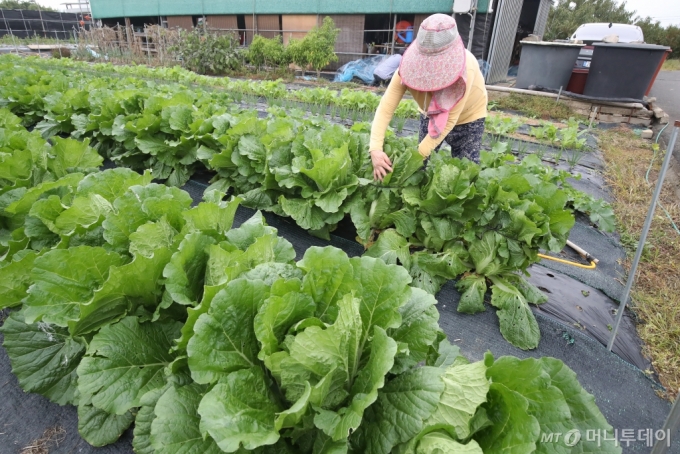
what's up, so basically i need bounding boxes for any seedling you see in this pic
[535,146,546,162]
[566,150,583,170]
[517,141,528,158]
[553,147,564,165]
[396,116,407,133]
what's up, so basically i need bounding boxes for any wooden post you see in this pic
[124,17,131,46]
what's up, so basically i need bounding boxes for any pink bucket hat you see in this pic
[399,14,466,92]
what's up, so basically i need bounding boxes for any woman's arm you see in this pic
[369,72,408,152]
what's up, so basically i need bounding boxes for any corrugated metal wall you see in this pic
[533,0,551,37]
[486,0,524,84]
[91,0,456,19]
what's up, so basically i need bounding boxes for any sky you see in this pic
[617,0,680,27]
[33,0,680,27]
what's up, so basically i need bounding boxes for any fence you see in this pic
[0,9,91,41]
[0,12,490,75]
[1,22,411,73]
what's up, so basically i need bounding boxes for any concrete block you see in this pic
[599,106,653,118]
[629,117,652,126]
[641,129,653,139]
[653,107,666,118]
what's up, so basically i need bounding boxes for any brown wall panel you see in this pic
[257,15,280,38]
[412,14,429,35]
[320,14,365,54]
[206,15,238,30]
[167,15,193,30]
[282,14,318,45]
[244,15,254,44]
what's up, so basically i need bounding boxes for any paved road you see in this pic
[649,70,680,160]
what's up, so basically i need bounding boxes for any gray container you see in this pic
[515,41,584,90]
[583,43,670,100]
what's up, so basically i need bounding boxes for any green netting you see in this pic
[90,0,457,19]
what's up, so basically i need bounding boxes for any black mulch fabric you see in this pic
[0,182,676,454]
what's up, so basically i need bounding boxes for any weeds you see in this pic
[20,426,66,454]
[493,93,583,121]
[599,127,680,398]
[662,59,680,71]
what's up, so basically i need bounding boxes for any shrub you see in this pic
[170,29,243,75]
[51,47,71,59]
[285,37,309,73]
[247,35,289,70]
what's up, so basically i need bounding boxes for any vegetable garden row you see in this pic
[0,57,615,351]
[0,55,626,450]
[0,107,620,453]
[17,55,421,123]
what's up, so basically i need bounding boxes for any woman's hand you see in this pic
[370,150,393,181]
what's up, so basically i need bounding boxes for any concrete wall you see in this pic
[91,0,454,19]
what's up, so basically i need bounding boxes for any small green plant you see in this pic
[558,118,588,150]
[530,122,559,143]
[350,108,359,122]
[170,29,243,75]
[395,100,420,119]
[485,115,522,136]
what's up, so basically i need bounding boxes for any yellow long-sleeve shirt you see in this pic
[369,50,488,157]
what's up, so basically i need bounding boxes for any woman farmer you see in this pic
[369,14,488,181]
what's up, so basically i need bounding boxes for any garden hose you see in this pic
[646,123,680,235]
[537,253,597,269]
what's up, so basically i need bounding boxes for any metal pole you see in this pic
[390,14,396,55]
[650,391,680,454]
[607,121,680,351]
[485,0,505,83]
[467,0,478,52]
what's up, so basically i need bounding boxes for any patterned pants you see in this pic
[418,116,485,163]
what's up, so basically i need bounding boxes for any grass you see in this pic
[662,59,680,71]
[494,93,584,121]
[598,127,680,399]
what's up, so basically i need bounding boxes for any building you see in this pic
[88,0,552,84]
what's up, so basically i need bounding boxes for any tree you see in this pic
[0,0,57,11]
[635,18,680,59]
[543,0,635,41]
[303,16,340,78]
[544,0,680,60]
[286,16,340,78]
